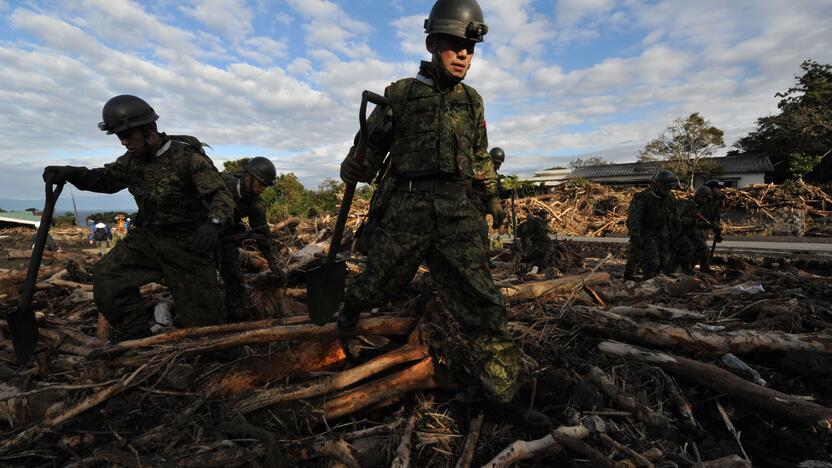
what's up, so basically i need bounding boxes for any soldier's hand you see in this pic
[268,260,288,284]
[193,220,221,252]
[487,197,505,229]
[43,165,85,185]
[340,149,366,184]
[715,232,724,243]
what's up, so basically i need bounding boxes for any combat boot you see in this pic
[487,401,552,435]
[336,301,362,332]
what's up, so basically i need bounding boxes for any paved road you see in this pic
[562,236,832,258]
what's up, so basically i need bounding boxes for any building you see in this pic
[524,167,572,186]
[0,211,41,229]
[567,154,774,188]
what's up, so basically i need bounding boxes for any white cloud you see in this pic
[238,36,289,64]
[181,0,253,42]
[555,0,615,27]
[286,0,373,59]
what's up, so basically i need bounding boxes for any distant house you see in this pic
[567,154,774,188]
[524,167,572,186]
[0,211,41,228]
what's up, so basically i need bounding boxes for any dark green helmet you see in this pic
[98,95,159,135]
[652,170,678,187]
[424,0,488,43]
[489,147,505,163]
[705,179,724,189]
[245,157,277,186]
[694,186,712,198]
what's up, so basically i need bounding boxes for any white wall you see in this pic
[736,173,765,187]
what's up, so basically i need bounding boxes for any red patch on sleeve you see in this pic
[482,119,487,128]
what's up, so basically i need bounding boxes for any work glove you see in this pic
[629,233,643,246]
[192,220,221,252]
[43,165,86,185]
[339,147,366,184]
[268,260,288,284]
[715,231,724,243]
[487,197,505,229]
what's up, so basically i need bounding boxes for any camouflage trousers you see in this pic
[94,227,226,342]
[673,229,709,273]
[346,189,521,403]
[624,231,671,278]
[219,244,248,321]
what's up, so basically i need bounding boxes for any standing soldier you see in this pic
[515,208,551,269]
[624,170,679,280]
[673,186,712,274]
[472,147,506,249]
[42,95,234,342]
[220,157,285,321]
[703,179,725,247]
[337,0,549,431]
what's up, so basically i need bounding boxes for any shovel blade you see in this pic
[306,260,346,326]
[8,304,38,366]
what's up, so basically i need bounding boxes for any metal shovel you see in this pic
[8,177,64,365]
[307,90,389,326]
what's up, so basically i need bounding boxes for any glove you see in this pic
[268,260,288,284]
[192,220,221,252]
[339,148,366,184]
[487,197,505,229]
[715,231,724,243]
[43,166,86,185]
[630,233,643,246]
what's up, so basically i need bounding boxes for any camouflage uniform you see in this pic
[516,215,550,266]
[673,199,709,273]
[220,171,277,320]
[471,175,502,249]
[73,135,234,341]
[624,188,678,278]
[345,61,521,403]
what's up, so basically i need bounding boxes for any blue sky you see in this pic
[0,0,831,206]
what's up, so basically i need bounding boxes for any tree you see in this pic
[223,157,251,174]
[569,156,609,169]
[736,60,832,182]
[638,112,724,189]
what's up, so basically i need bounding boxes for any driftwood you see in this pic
[234,344,427,414]
[390,404,420,468]
[577,308,832,355]
[482,416,605,468]
[581,366,673,429]
[599,341,832,432]
[606,305,705,321]
[454,413,483,468]
[551,430,615,468]
[501,272,611,302]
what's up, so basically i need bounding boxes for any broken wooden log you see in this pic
[598,341,832,432]
[454,413,484,468]
[581,366,673,429]
[390,404,420,468]
[501,272,611,302]
[577,308,832,355]
[606,305,705,321]
[550,430,615,468]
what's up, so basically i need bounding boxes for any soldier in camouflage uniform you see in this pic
[624,170,679,280]
[472,147,506,249]
[673,186,712,274]
[516,208,550,268]
[338,0,550,432]
[43,95,234,342]
[703,180,725,249]
[220,157,285,321]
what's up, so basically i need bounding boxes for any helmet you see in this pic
[652,170,678,187]
[424,0,488,43]
[694,186,712,198]
[245,157,277,186]
[489,147,505,163]
[98,95,159,135]
[705,179,724,189]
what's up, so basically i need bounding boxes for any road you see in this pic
[561,236,832,259]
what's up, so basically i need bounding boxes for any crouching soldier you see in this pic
[43,95,234,342]
[624,170,678,280]
[673,186,713,274]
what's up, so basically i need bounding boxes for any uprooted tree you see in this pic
[638,112,725,189]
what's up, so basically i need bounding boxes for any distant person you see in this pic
[673,186,713,274]
[124,217,131,230]
[87,219,96,244]
[93,221,112,255]
[42,94,234,342]
[472,147,506,250]
[703,180,725,245]
[515,208,551,269]
[624,170,679,280]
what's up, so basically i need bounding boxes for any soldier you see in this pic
[516,208,551,268]
[472,147,506,250]
[337,0,550,432]
[673,186,712,274]
[220,157,285,321]
[624,170,679,280]
[43,95,234,342]
[703,179,725,247]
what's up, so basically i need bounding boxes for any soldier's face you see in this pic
[117,128,146,155]
[431,35,475,80]
[244,173,267,196]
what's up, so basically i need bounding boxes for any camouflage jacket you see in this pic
[220,171,275,261]
[677,198,710,234]
[700,196,722,233]
[73,134,234,229]
[352,61,498,195]
[517,215,549,248]
[626,188,678,237]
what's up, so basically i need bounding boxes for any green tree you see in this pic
[223,157,251,174]
[736,60,832,182]
[638,112,724,189]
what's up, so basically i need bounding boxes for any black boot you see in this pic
[487,401,552,435]
[336,301,362,332]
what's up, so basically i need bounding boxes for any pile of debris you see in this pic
[1,221,831,467]
[493,181,832,238]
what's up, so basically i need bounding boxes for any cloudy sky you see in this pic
[1,0,831,205]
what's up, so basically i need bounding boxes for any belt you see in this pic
[395,178,470,198]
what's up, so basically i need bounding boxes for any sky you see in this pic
[1,0,831,206]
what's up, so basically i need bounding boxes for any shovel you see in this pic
[7,176,64,365]
[307,90,389,326]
